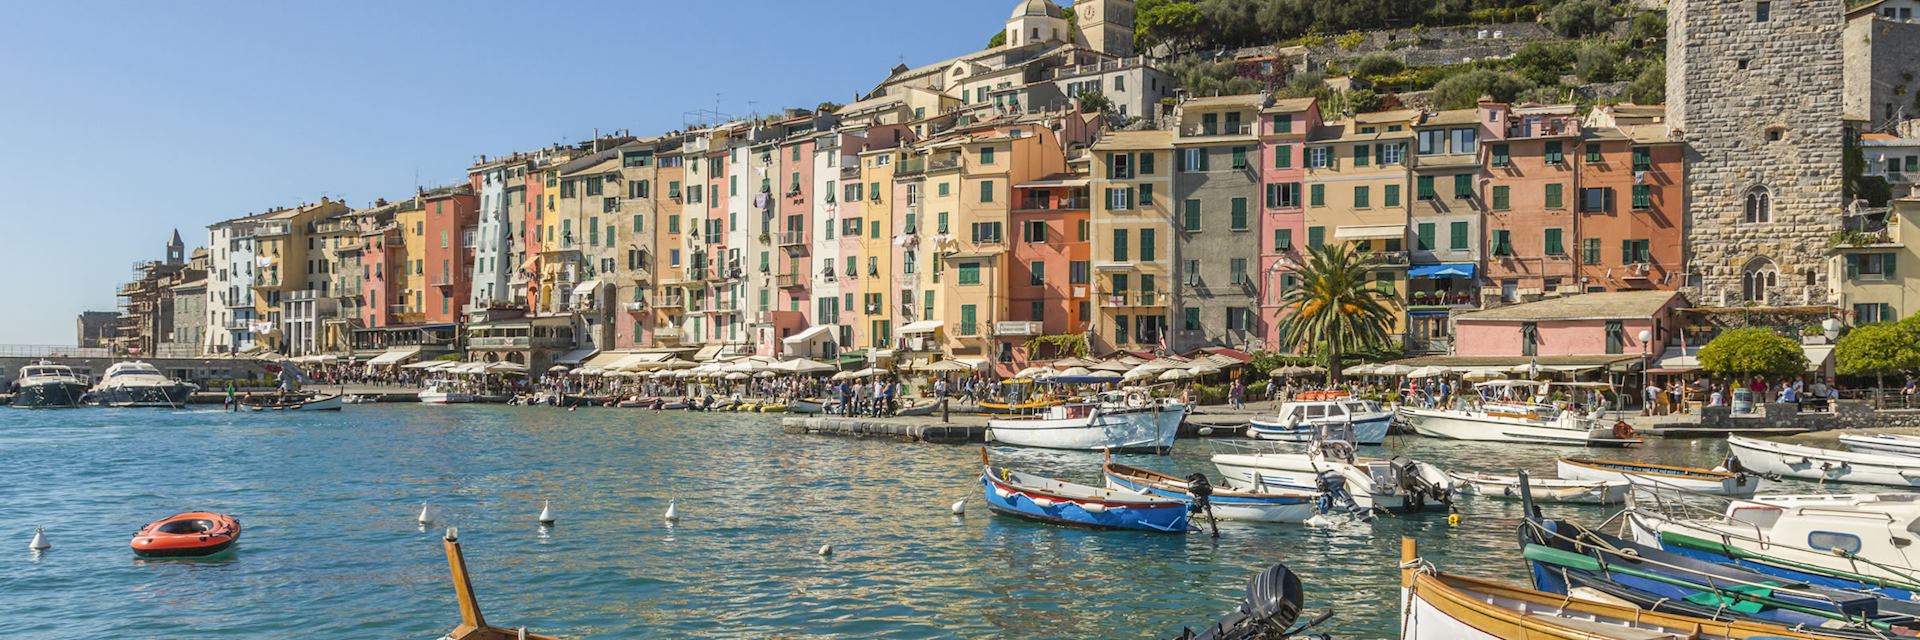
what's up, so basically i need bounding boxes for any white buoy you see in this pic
[1304,514,1333,528]
[950,499,966,515]
[418,503,434,526]
[664,499,680,523]
[29,527,49,552]
[818,544,833,556]
[1198,427,1215,436]
[538,500,555,526]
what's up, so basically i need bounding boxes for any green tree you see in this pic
[1276,243,1401,383]
[1544,0,1615,38]
[987,30,1007,48]
[1352,53,1406,78]
[1836,322,1920,407]
[1573,42,1621,83]
[1075,90,1115,114]
[1137,1,1206,54]
[1627,10,1667,46]
[1624,59,1665,105]
[1430,69,1537,109]
[1698,328,1807,383]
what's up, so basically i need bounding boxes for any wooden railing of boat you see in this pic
[443,528,559,640]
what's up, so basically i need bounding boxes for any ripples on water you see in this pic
[0,406,1862,638]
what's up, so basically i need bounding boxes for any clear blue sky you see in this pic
[0,0,1040,345]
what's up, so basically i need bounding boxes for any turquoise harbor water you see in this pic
[0,405,1854,639]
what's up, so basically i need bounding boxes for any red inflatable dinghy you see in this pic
[131,512,241,557]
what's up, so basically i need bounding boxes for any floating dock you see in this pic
[782,416,989,444]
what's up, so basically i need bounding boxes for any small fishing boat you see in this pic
[734,402,760,412]
[1627,491,1920,601]
[1213,440,1453,514]
[419,385,478,405]
[1399,381,1638,447]
[658,401,688,410]
[241,393,343,412]
[614,396,659,408]
[1104,461,1318,524]
[1556,457,1760,496]
[1400,536,1835,640]
[131,512,241,558]
[1247,395,1392,445]
[340,394,377,404]
[1728,435,1920,488]
[895,400,938,417]
[1838,433,1920,458]
[1448,470,1626,505]
[1519,498,1920,638]
[757,403,787,413]
[987,391,1186,453]
[1173,562,1334,640]
[980,450,1193,533]
[787,398,825,414]
[437,528,559,640]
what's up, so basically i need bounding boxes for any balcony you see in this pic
[1017,197,1088,211]
[1049,56,1148,80]
[774,231,807,248]
[994,320,1044,337]
[1505,116,1581,140]
[956,322,981,337]
[659,273,698,288]
[655,295,686,309]
[256,221,292,237]
[1101,291,1167,307]
[622,301,648,313]
[432,274,456,287]
[840,166,861,180]
[654,326,683,341]
[929,157,961,171]
[1181,123,1255,138]
[1361,251,1410,266]
[469,336,530,349]
[775,273,806,288]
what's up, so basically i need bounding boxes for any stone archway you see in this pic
[1741,257,1779,303]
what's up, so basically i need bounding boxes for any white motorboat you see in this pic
[1728,435,1920,488]
[1211,440,1454,514]
[1399,381,1636,447]
[1626,491,1920,590]
[242,393,343,412]
[1447,470,1627,505]
[1556,457,1760,497]
[986,391,1186,453]
[89,361,197,407]
[9,361,89,409]
[1247,394,1392,445]
[418,385,478,405]
[1837,433,1920,458]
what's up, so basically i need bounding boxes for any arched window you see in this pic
[1744,186,1771,224]
[1742,258,1778,303]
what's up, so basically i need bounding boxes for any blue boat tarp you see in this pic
[1408,263,1476,279]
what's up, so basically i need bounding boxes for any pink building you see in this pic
[1257,97,1321,351]
[1451,290,1686,361]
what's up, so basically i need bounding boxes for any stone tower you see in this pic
[1668,0,1847,307]
[1075,0,1135,57]
[166,229,185,265]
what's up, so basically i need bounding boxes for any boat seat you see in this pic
[1520,613,1681,639]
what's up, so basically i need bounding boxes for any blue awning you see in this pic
[1408,263,1476,279]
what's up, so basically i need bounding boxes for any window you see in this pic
[1109,153,1132,179]
[1632,147,1652,172]
[1741,260,1777,302]
[1581,187,1611,213]
[1307,147,1329,168]
[1353,185,1370,208]
[1113,315,1129,343]
[1417,130,1445,155]
[1141,229,1157,261]
[1605,320,1624,354]
[1382,143,1404,165]
[1521,322,1539,357]
[1078,219,1089,241]
[1492,186,1510,210]
[938,212,950,234]
[1309,184,1325,207]
[1181,148,1209,172]
[1232,147,1248,169]
[1307,226,1324,249]
[1266,183,1301,208]
[1450,127,1478,154]
[1584,238,1602,265]
[1273,114,1293,134]
[1492,229,1513,256]
[979,180,994,203]
[979,147,996,165]
[970,222,1003,243]
[1632,185,1652,210]
[1113,229,1129,261]
[1024,220,1047,243]
[1140,152,1156,175]
[938,182,950,197]
[1273,228,1293,251]
[960,304,978,335]
[1623,239,1652,264]
[1755,0,1771,22]
[1183,199,1201,231]
[1030,261,1045,285]
[1384,184,1401,208]
[1544,141,1564,164]
[1744,187,1771,223]
[1070,261,1090,284]
[1453,174,1473,200]
[1855,303,1895,324]
[1354,144,1371,167]
[1107,187,1134,211]
[1139,183,1154,206]
[958,262,981,285]
[1491,144,1510,167]
[1846,252,1897,280]
[1230,258,1248,285]
[1585,143,1603,164]
[1183,259,1200,286]
[1416,223,1435,251]
[1274,144,1292,168]
[630,180,650,199]
[1545,183,1564,209]
[1184,307,1201,331]
[1545,228,1565,256]
[1450,221,1469,251]
[1230,198,1248,230]
[1417,176,1435,201]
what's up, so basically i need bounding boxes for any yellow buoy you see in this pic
[1447,513,1461,527]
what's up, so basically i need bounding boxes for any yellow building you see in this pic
[1832,197,1920,323]
[935,119,1066,363]
[1088,130,1174,354]
[249,198,348,352]
[1302,110,1417,339]
[395,198,428,325]
[857,145,898,350]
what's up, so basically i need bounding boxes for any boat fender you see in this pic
[1081,502,1108,513]
[1611,421,1635,441]
[1030,497,1057,508]
[993,487,1016,500]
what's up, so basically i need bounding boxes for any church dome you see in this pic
[1010,0,1066,20]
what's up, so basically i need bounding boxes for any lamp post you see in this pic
[1638,329,1653,416]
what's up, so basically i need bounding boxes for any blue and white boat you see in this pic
[1247,395,1392,445]
[1103,461,1318,524]
[980,450,1193,533]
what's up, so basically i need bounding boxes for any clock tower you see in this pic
[1074,0,1134,57]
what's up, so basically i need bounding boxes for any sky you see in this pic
[0,0,1046,345]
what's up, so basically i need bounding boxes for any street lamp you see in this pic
[1638,329,1653,416]
[1822,317,1842,342]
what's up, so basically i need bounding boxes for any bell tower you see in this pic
[1075,0,1135,57]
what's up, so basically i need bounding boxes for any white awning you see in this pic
[1804,344,1836,372]
[898,320,944,334]
[954,357,988,371]
[553,348,599,366]
[572,280,603,296]
[366,346,421,367]
[692,345,723,361]
[1652,346,1700,371]
[583,351,633,369]
[401,359,447,370]
[1333,224,1406,241]
[783,325,838,346]
[608,352,670,371]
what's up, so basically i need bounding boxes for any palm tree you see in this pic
[1275,243,1401,384]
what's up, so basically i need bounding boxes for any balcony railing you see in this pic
[654,327,682,340]
[929,157,961,171]
[774,231,806,247]
[775,273,805,288]
[256,221,291,236]
[655,295,686,309]
[1101,292,1167,307]
[840,166,861,180]
[956,322,980,337]
[994,320,1044,337]
[622,301,647,313]
[1182,123,1255,137]
[1017,197,1088,211]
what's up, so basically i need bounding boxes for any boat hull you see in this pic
[244,395,343,412]
[419,390,477,405]
[1448,472,1626,505]
[787,399,824,414]
[1837,433,1920,458]
[987,405,1184,453]
[1729,436,1920,488]
[10,382,89,408]
[91,383,197,408]
[1212,453,1452,513]
[1102,469,1317,524]
[1556,458,1759,496]
[981,474,1191,533]
[1400,407,1635,447]
[1630,515,1920,604]
[1246,415,1391,445]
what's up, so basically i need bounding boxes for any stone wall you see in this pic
[1844,14,1920,130]
[1669,0,1846,307]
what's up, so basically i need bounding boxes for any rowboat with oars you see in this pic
[1556,457,1760,496]
[1728,435,1920,488]
[980,449,1193,533]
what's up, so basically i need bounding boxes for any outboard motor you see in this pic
[1172,562,1332,640]
[1391,457,1450,512]
[1314,469,1372,523]
[1186,473,1220,538]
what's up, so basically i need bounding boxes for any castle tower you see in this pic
[1075,0,1135,57]
[166,229,185,265]
[1668,0,1846,307]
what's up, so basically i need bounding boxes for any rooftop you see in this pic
[1092,130,1174,150]
[1181,93,1268,110]
[1455,290,1685,322]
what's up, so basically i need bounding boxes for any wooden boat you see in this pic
[786,399,825,414]
[241,393,343,412]
[895,400,938,417]
[1627,492,1920,601]
[1838,433,1920,458]
[438,528,558,640]
[987,392,1186,453]
[1174,562,1333,639]
[1728,435,1920,488]
[1213,441,1453,514]
[1400,536,1833,640]
[1103,461,1318,524]
[1556,457,1759,496]
[1519,511,1920,637]
[1447,470,1626,505]
[980,450,1193,533]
